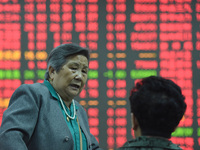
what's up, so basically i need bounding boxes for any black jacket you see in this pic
[118,136,182,150]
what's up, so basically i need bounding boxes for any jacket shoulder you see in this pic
[15,83,49,96]
[118,136,182,150]
[18,83,47,91]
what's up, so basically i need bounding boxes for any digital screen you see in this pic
[0,0,200,149]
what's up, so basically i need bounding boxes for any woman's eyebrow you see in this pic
[83,66,89,69]
[69,62,88,68]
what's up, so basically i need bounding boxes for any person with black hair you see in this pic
[0,43,102,150]
[119,76,186,150]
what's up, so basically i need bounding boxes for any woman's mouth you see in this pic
[70,84,80,90]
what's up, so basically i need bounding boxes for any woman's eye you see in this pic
[82,70,87,73]
[71,67,77,70]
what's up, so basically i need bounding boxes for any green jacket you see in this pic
[118,136,182,150]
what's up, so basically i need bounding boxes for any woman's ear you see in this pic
[48,66,55,80]
[131,113,142,137]
[131,113,139,130]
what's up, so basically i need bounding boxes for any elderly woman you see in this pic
[0,43,102,150]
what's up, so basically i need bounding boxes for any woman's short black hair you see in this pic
[129,76,186,138]
[44,43,89,80]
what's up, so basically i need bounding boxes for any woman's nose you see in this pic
[75,71,83,80]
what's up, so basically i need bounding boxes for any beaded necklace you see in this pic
[57,93,76,121]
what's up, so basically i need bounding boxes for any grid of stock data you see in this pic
[0,0,200,149]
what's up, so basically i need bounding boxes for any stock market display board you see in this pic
[0,0,200,149]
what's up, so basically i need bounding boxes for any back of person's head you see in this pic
[129,76,186,138]
[44,43,89,80]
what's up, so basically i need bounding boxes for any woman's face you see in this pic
[49,54,88,102]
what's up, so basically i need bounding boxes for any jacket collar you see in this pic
[43,80,79,110]
[43,80,59,99]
